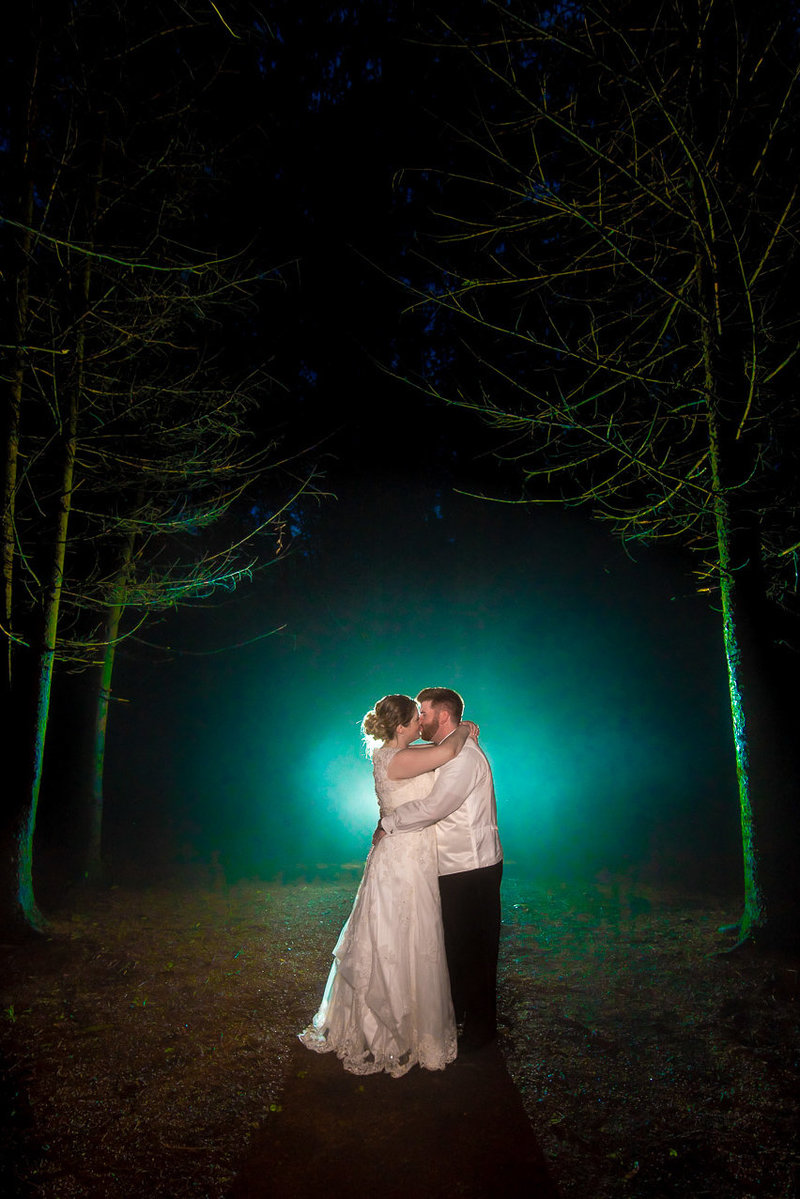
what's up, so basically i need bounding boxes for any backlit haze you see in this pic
[96,477,739,893]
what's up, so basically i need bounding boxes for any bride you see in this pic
[299,693,475,1077]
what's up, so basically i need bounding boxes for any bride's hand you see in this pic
[461,719,480,740]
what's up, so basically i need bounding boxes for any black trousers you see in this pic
[438,859,503,1044]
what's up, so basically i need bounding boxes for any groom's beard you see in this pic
[419,720,438,742]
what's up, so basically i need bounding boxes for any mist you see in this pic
[66,477,741,894]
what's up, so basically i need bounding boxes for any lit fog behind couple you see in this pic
[103,486,738,893]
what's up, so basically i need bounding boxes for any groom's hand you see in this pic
[372,823,386,847]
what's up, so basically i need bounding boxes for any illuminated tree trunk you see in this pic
[0,278,29,932]
[702,324,798,945]
[1,84,44,933]
[685,16,799,946]
[84,531,135,883]
[7,226,90,931]
[11,381,79,931]
[707,424,762,935]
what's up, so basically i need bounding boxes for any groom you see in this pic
[378,686,503,1050]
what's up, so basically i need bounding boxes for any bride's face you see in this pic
[400,710,422,743]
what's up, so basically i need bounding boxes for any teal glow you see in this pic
[297,737,378,839]
[105,487,738,889]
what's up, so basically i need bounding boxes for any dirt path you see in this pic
[230,1038,559,1197]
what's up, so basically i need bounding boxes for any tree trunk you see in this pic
[12,368,80,932]
[84,532,136,883]
[703,331,800,946]
[5,227,90,933]
[1,193,30,686]
[1,67,42,934]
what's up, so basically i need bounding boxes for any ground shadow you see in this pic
[229,1038,559,1197]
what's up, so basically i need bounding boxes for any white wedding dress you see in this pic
[299,746,457,1077]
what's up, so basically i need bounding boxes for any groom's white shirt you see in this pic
[380,735,502,876]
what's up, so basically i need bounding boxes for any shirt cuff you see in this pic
[380,814,396,835]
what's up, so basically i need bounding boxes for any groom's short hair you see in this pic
[416,687,464,724]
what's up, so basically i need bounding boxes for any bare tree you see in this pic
[61,252,314,885]
[0,2,319,933]
[409,0,800,944]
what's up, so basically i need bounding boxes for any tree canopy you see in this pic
[406,0,800,943]
[0,0,320,931]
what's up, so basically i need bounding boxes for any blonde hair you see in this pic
[362,694,418,747]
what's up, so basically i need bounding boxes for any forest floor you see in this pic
[1,870,799,1198]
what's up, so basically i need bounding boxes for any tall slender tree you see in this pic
[409,0,800,944]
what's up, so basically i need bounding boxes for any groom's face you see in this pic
[418,700,441,743]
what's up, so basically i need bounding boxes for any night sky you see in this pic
[28,2,741,897]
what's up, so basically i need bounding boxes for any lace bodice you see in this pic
[372,746,436,816]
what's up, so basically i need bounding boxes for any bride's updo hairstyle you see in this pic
[362,694,418,751]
